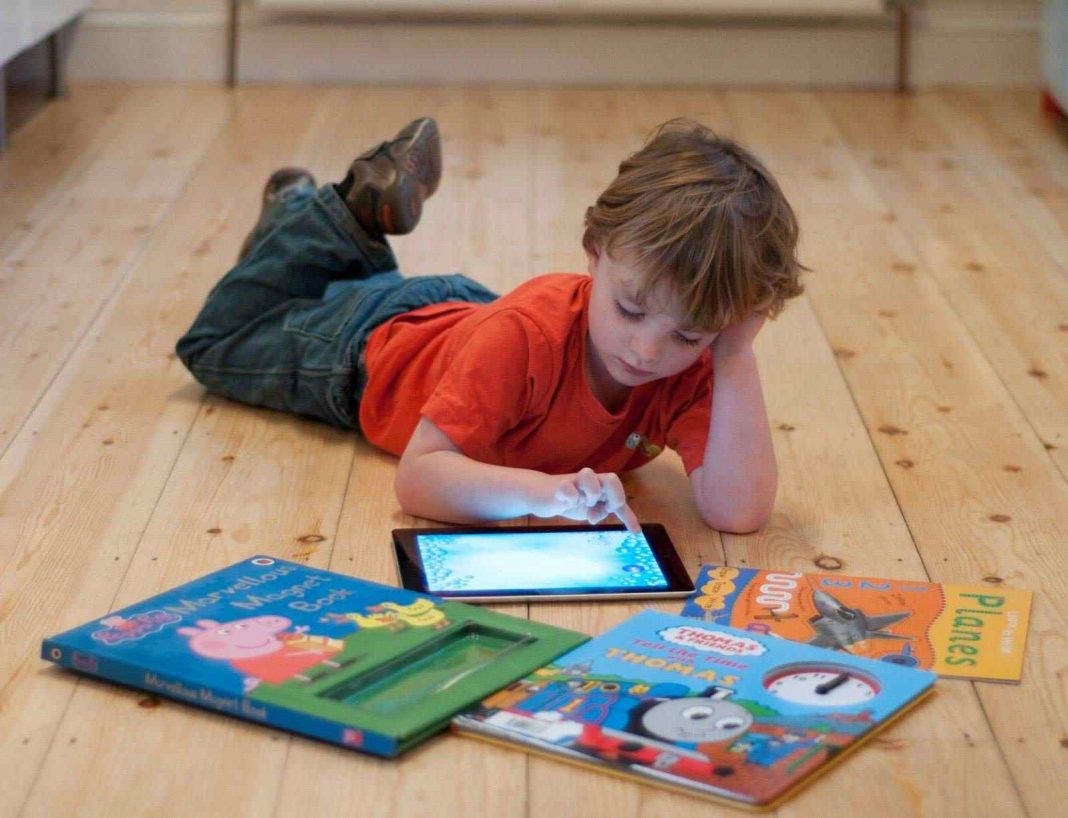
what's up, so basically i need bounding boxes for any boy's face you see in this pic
[586,244,718,392]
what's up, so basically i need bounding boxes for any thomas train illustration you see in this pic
[474,662,861,800]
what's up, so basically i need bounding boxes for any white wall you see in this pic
[65,0,1041,86]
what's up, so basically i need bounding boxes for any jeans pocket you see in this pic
[282,290,366,344]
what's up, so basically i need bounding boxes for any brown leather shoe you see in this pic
[339,117,441,236]
[238,167,317,262]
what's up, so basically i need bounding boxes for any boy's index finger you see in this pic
[616,504,641,534]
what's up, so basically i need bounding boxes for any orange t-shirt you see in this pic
[359,273,713,475]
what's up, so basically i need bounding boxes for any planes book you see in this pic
[452,609,935,810]
[680,566,1032,683]
[41,556,588,757]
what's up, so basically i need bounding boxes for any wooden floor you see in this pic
[1,84,1066,818]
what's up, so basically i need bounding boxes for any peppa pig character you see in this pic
[179,615,343,692]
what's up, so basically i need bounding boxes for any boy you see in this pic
[177,117,803,534]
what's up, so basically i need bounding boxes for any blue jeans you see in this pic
[176,183,498,430]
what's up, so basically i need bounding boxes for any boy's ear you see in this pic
[584,242,601,276]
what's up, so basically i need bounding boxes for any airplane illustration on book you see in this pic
[806,589,913,650]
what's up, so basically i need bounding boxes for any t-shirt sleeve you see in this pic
[420,311,551,463]
[664,358,714,475]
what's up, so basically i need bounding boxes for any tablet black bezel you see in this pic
[391,523,694,603]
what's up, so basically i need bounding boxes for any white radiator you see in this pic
[254,1,888,16]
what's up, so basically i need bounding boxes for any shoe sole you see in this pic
[398,118,442,198]
[349,118,441,234]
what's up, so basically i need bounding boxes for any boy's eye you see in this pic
[674,333,703,347]
[616,300,703,346]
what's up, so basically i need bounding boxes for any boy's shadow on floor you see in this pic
[169,384,350,440]
[170,382,208,407]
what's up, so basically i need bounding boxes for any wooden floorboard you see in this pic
[0,85,133,257]
[818,90,1068,480]
[0,86,233,461]
[1,84,1064,818]
[925,91,1068,285]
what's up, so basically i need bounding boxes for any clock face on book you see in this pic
[762,663,881,707]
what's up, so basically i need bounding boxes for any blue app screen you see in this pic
[415,529,669,593]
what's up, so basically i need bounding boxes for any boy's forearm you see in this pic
[395,450,551,525]
[692,349,777,533]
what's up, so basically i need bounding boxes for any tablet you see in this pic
[392,524,694,603]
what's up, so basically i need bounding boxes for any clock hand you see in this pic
[815,673,851,695]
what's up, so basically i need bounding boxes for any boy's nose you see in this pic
[631,334,662,364]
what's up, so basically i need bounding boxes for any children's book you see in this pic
[452,610,935,810]
[680,565,1032,682]
[42,556,588,757]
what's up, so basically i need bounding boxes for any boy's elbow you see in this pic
[693,475,776,534]
[700,509,770,535]
[393,458,423,517]
[395,486,416,518]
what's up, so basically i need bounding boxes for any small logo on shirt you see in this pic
[625,433,662,458]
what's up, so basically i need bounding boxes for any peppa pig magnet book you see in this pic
[452,610,935,809]
[41,556,587,757]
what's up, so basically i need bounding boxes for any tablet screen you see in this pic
[415,529,670,594]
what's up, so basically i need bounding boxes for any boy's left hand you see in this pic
[712,312,766,361]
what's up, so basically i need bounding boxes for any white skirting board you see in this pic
[1044,0,1068,108]
[253,0,887,13]
[66,5,1040,87]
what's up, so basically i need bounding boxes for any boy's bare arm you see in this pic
[395,417,640,531]
[690,314,777,533]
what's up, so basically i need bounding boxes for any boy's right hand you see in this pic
[535,468,641,534]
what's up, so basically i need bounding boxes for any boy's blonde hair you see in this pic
[583,118,805,333]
